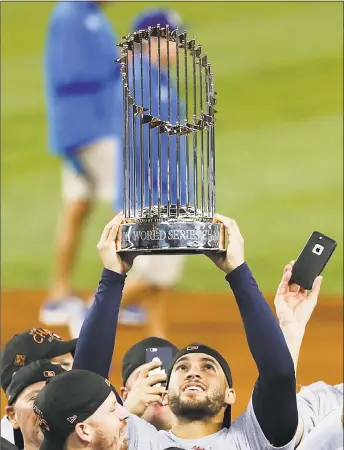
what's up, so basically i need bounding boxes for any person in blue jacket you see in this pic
[42,1,122,338]
[118,8,190,336]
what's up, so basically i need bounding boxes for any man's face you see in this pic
[167,353,234,421]
[50,353,73,371]
[122,366,174,431]
[6,381,45,447]
[85,392,128,450]
[149,38,177,67]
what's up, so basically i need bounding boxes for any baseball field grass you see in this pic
[2,2,343,294]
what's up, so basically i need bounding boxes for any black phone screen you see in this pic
[145,347,174,372]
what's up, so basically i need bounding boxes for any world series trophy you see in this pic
[116,25,225,254]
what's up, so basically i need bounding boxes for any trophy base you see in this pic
[118,220,225,255]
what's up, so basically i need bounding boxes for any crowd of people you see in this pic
[1,212,343,450]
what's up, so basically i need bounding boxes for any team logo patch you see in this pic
[187,346,199,351]
[33,405,50,432]
[52,333,62,341]
[14,354,26,366]
[44,371,55,378]
[67,415,77,424]
[30,328,60,344]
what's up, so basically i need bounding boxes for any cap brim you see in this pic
[46,339,77,360]
[111,384,123,406]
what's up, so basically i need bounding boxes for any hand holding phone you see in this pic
[148,358,166,387]
[123,360,167,417]
[145,347,174,387]
[290,231,337,290]
[275,260,322,331]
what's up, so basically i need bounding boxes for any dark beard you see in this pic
[168,388,224,421]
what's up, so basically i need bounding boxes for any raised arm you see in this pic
[205,215,298,447]
[73,213,136,378]
[72,268,125,376]
[274,261,322,375]
[274,261,323,447]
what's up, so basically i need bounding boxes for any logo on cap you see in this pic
[67,415,77,424]
[52,333,62,341]
[30,328,50,344]
[187,346,199,351]
[29,328,62,344]
[37,416,50,432]
[33,406,50,432]
[14,354,26,366]
[44,371,55,378]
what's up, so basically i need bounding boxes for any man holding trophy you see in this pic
[43,211,299,450]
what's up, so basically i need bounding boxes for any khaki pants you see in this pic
[62,137,119,202]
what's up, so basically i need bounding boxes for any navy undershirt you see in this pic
[73,263,297,446]
[72,268,126,405]
[226,263,297,446]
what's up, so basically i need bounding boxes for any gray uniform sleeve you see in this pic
[231,398,297,450]
[126,414,159,450]
[297,382,343,442]
[297,406,343,450]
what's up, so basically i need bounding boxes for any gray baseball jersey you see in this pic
[297,381,343,443]
[297,406,343,450]
[127,398,296,449]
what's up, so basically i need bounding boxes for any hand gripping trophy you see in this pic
[116,25,225,254]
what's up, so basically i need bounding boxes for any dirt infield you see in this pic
[1,289,343,419]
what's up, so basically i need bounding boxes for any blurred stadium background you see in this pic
[1,1,343,417]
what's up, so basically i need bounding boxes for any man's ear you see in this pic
[120,387,129,402]
[224,388,236,406]
[161,391,169,407]
[74,422,92,444]
[5,406,19,429]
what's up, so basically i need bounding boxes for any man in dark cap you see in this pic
[71,212,300,449]
[165,343,234,430]
[33,370,128,450]
[4,360,66,450]
[120,337,179,430]
[1,328,76,445]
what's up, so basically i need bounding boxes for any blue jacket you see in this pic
[44,2,121,172]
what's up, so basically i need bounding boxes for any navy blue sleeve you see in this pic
[226,263,297,446]
[72,268,125,378]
